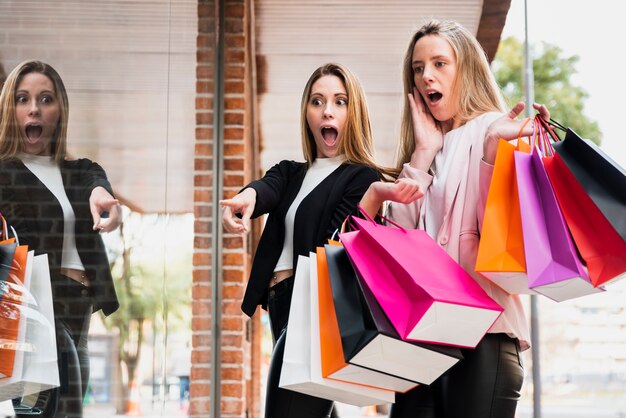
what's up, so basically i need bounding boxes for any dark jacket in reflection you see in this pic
[0,158,119,316]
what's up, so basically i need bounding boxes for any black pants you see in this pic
[17,276,93,418]
[264,276,337,418]
[389,333,524,418]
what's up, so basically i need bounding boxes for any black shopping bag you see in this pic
[552,128,626,242]
[324,244,462,385]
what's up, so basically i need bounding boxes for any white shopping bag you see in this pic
[279,254,394,406]
[0,253,59,401]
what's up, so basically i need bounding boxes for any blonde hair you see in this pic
[397,20,506,168]
[300,63,397,178]
[0,60,69,162]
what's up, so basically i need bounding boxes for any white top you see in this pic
[273,156,343,272]
[20,153,85,271]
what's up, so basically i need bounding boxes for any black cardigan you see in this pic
[0,158,119,316]
[240,160,379,317]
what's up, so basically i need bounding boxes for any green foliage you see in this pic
[492,36,602,144]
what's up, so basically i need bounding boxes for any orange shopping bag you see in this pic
[475,133,537,295]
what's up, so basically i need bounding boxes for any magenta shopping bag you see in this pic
[513,122,603,302]
[339,215,502,348]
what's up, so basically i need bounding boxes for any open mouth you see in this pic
[25,124,43,143]
[427,92,443,104]
[321,127,338,146]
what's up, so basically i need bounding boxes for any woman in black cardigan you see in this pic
[221,63,400,418]
[0,60,120,417]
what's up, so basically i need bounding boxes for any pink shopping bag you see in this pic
[339,214,502,348]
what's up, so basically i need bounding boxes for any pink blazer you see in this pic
[388,113,531,350]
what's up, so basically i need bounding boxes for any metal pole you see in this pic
[523,1,541,417]
[211,0,224,416]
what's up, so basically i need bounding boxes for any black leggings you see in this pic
[389,333,524,418]
[264,276,337,418]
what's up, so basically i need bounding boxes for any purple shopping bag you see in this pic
[339,214,502,348]
[514,135,603,302]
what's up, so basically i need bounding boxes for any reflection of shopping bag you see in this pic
[0,253,59,401]
[514,123,602,301]
[317,246,418,392]
[476,137,536,294]
[0,243,29,379]
[324,244,462,385]
[279,254,394,407]
[340,215,502,348]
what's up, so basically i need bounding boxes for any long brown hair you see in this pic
[0,60,69,162]
[397,20,506,168]
[300,63,397,179]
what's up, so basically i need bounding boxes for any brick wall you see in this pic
[193,0,260,417]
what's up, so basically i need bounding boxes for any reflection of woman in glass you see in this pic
[221,63,393,417]
[0,60,121,418]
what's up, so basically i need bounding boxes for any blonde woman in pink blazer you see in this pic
[360,20,551,418]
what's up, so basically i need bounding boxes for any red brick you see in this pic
[222,333,244,347]
[192,283,211,298]
[191,349,211,364]
[198,17,214,33]
[194,204,211,218]
[221,382,243,398]
[195,143,212,156]
[222,300,243,315]
[222,285,243,299]
[224,143,244,156]
[197,48,215,64]
[194,236,211,249]
[192,300,211,316]
[197,80,214,93]
[223,269,245,282]
[193,333,213,347]
[222,317,244,332]
[197,34,214,48]
[225,49,244,63]
[225,19,243,34]
[194,174,212,187]
[196,97,213,110]
[191,367,211,380]
[225,81,244,94]
[194,219,211,234]
[196,112,213,125]
[193,269,210,282]
[224,174,244,187]
[192,317,211,331]
[222,252,243,266]
[194,158,211,171]
[195,127,212,140]
[221,367,243,381]
[221,400,244,415]
[224,158,244,171]
[224,112,244,125]
[197,65,214,79]
[193,252,212,266]
[224,127,244,140]
[194,190,212,205]
[225,34,245,48]
[225,3,244,18]
[224,98,244,111]
[223,236,243,249]
[225,65,244,80]
[190,383,211,397]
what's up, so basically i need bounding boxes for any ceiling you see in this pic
[255,0,511,170]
